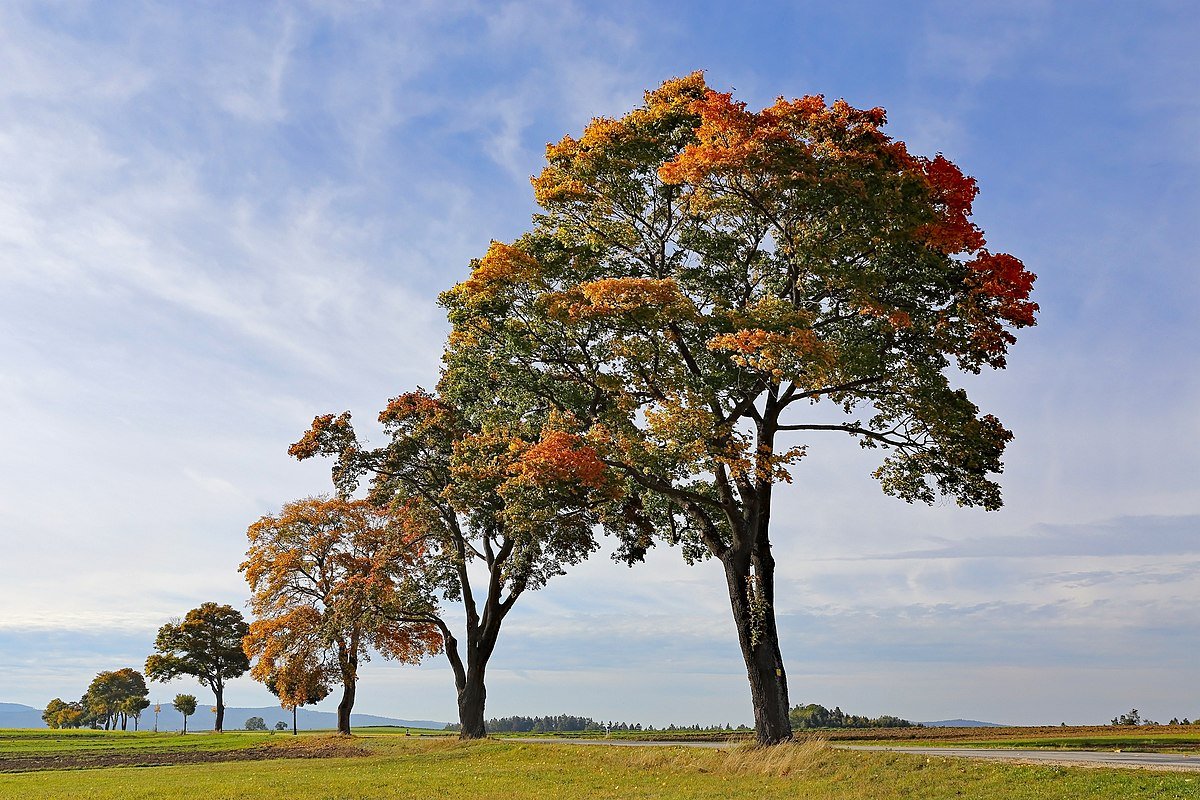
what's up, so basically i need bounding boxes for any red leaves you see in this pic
[919,155,985,253]
[966,251,1038,327]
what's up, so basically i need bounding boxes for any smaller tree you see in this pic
[265,665,330,736]
[42,698,85,729]
[245,716,268,731]
[173,694,197,733]
[274,720,288,731]
[241,497,441,735]
[146,603,251,732]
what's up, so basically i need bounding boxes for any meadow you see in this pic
[2,728,1199,799]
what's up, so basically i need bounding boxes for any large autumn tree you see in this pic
[240,496,442,735]
[438,72,1037,745]
[289,392,610,738]
[145,602,250,732]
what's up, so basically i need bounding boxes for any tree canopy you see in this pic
[145,602,250,732]
[241,496,442,734]
[437,72,1036,744]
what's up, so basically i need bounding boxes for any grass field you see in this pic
[2,729,1200,799]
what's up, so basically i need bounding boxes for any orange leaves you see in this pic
[241,497,441,687]
[511,430,608,490]
[288,412,353,460]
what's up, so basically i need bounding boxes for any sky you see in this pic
[0,0,1197,728]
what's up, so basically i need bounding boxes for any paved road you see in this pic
[827,745,1200,772]
[511,738,1200,771]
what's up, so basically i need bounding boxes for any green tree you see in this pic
[289,393,608,738]
[146,603,250,732]
[84,668,149,731]
[172,693,197,733]
[274,720,288,731]
[438,73,1036,745]
[244,716,268,731]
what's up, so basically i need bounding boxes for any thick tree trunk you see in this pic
[214,686,225,732]
[722,542,792,746]
[337,678,355,734]
[457,663,488,739]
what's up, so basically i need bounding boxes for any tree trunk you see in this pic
[183,714,188,734]
[337,678,355,735]
[336,681,352,734]
[457,662,488,739]
[120,714,127,731]
[214,686,225,732]
[722,541,792,746]
[292,706,297,736]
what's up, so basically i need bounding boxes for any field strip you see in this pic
[840,745,1200,772]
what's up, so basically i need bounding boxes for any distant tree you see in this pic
[173,694,197,733]
[244,716,268,731]
[241,497,441,734]
[1112,709,1142,726]
[265,664,331,736]
[84,669,150,731]
[274,720,288,731]
[42,698,85,729]
[146,603,250,732]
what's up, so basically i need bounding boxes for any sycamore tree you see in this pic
[437,73,1037,745]
[289,392,610,739]
[146,603,250,732]
[240,497,442,735]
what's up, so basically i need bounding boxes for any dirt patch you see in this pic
[0,739,371,774]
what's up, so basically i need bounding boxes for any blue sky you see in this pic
[0,0,1197,727]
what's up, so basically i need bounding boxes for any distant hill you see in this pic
[921,719,1005,727]
[0,703,46,728]
[0,702,446,732]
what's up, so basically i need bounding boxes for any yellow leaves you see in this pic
[443,241,542,308]
[543,277,695,324]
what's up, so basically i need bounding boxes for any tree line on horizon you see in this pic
[47,72,1039,746]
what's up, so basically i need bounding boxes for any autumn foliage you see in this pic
[241,497,441,734]
[438,72,1036,745]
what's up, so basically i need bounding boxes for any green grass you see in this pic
[2,732,1199,799]
[962,733,1200,753]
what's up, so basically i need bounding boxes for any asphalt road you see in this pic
[511,738,1200,771]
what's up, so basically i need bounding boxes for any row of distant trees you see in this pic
[788,703,915,730]
[43,669,198,734]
